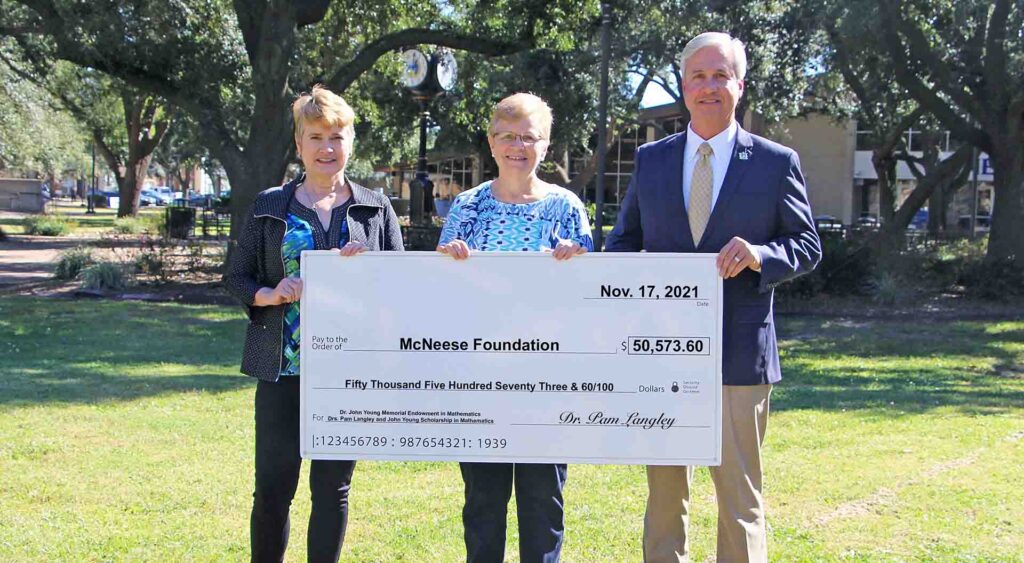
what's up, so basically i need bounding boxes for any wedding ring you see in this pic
[733,256,741,262]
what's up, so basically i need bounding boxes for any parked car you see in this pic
[814,214,844,233]
[189,193,216,208]
[909,209,928,230]
[855,214,880,229]
[141,188,170,205]
[139,190,160,207]
[95,190,120,209]
[151,186,175,205]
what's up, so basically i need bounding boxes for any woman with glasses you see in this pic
[437,93,593,563]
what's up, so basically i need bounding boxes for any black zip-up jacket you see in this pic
[223,175,404,381]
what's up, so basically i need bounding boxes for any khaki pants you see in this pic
[643,385,772,563]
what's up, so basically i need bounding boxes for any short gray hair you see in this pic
[679,32,747,81]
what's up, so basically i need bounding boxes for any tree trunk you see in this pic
[117,155,150,217]
[872,152,897,223]
[927,186,945,235]
[176,166,193,200]
[986,141,1024,262]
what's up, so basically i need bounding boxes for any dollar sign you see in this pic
[620,340,627,351]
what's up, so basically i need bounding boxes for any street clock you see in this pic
[400,49,430,89]
[400,48,457,97]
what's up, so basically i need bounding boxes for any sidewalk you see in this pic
[0,234,87,287]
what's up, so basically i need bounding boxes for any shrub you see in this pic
[144,212,167,236]
[53,247,96,280]
[112,217,145,234]
[134,249,168,281]
[583,201,617,227]
[81,261,130,291]
[867,271,919,306]
[777,236,873,298]
[111,214,164,235]
[586,202,597,226]
[23,215,75,236]
[958,257,1024,300]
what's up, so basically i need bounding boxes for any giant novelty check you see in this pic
[300,251,722,465]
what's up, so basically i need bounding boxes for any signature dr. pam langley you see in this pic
[559,410,676,429]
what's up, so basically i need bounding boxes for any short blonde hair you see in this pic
[680,32,747,81]
[292,85,356,140]
[488,93,553,140]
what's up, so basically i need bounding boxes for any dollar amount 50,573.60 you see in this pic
[622,336,710,355]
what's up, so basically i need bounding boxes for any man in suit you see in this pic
[605,31,821,562]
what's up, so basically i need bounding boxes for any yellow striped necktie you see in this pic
[689,142,714,244]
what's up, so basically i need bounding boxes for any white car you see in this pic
[149,186,174,205]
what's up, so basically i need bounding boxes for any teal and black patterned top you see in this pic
[280,197,351,376]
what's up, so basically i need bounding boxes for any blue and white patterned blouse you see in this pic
[279,198,351,376]
[438,181,593,252]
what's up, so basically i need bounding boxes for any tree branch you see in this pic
[13,0,189,104]
[884,1,981,120]
[92,130,124,179]
[632,68,655,101]
[649,73,679,101]
[825,21,875,130]
[982,0,1009,111]
[231,0,265,63]
[879,107,923,156]
[670,59,683,99]
[883,143,973,235]
[893,151,925,180]
[877,0,990,152]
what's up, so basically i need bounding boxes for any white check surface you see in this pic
[300,251,722,465]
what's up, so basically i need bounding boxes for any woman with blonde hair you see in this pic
[225,85,403,562]
[438,93,592,562]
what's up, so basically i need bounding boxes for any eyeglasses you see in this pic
[492,131,544,145]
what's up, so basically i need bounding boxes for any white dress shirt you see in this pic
[682,121,738,212]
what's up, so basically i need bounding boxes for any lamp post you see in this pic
[86,141,96,214]
[400,48,457,225]
[594,1,611,250]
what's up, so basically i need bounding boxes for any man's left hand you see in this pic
[716,237,761,278]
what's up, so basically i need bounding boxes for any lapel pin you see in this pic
[737,148,751,160]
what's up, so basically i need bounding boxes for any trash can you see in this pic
[166,205,196,239]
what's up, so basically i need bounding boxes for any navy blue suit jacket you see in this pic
[605,127,821,385]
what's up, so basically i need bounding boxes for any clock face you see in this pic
[436,52,458,91]
[400,49,429,89]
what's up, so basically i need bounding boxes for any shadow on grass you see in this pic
[0,367,253,406]
[1,296,252,407]
[773,318,1024,416]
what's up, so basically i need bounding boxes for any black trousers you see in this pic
[461,462,567,563]
[251,378,357,563]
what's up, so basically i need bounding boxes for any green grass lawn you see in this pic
[0,202,167,236]
[0,297,1021,561]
